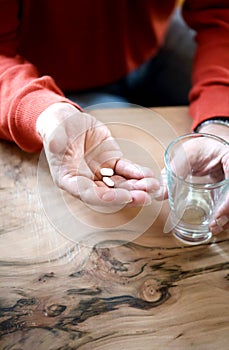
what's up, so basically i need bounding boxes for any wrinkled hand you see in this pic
[162,125,229,235]
[36,103,160,208]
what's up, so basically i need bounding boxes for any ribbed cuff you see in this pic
[190,85,229,130]
[9,89,81,152]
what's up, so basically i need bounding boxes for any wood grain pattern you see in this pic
[0,107,228,350]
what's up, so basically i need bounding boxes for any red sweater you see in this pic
[0,0,228,152]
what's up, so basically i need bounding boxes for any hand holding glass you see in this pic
[164,133,229,245]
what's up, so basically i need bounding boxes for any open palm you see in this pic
[40,105,160,208]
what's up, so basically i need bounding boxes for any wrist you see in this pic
[195,119,229,143]
[197,124,229,143]
[36,102,81,140]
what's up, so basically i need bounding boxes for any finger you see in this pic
[85,137,122,179]
[115,159,155,179]
[200,147,229,235]
[112,175,160,192]
[95,180,109,187]
[209,188,229,234]
[59,175,133,206]
[222,151,229,179]
[127,190,152,207]
[83,187,133,206]
[210,217,229,235]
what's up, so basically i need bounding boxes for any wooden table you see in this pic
[0,107,228,350]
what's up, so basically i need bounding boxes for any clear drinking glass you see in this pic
[164,133,229,245]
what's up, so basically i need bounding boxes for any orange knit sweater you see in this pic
[0,0,228,152]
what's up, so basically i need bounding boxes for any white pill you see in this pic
[100,167,114,177]
[102,176,115,188]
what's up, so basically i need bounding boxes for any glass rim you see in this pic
[164,132,229,189]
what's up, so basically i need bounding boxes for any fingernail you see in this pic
[122,197,133,204]
[216,216,228,227]
[144,196,152,206]
[211,225,223,235]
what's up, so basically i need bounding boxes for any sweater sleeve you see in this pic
[0,0,80,153]
[182,0,229,129]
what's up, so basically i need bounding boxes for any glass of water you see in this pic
[164,133,229,245]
